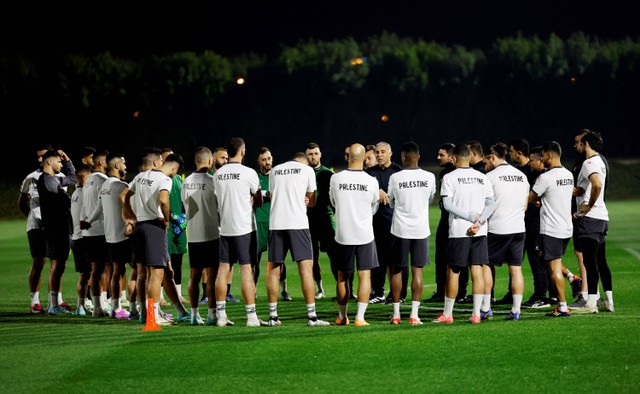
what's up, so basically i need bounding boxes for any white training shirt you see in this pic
[532,166,574,238]
[441,167,494,238]
[129,169,173,222]
[70,187,83,241]
[213,162,260,237]
[577,154,609,221]
[329,169,380,245]
[181,171,220,242]
[269,160,316,230]
[20,170,43,232]
[100,176,129,244]
[387,168,436,239]
[20,169,66,232]
[486,163,529,235]
[81,171,108,236]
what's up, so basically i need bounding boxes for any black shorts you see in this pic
[134,220,169,268]
[335,240,379,273]
[44,231,70,261]
[27,229,46,259]
[268,229,313,264]
[108,239,134,266]
[391,236,430,268]
[219,232,257,266]
[188,239,220,269]
[574,216,608,243]
[541,235,570,261]
[447,236,489,267]
[71,238,90,273]
[488,232,525,267]
[83,235,108,263]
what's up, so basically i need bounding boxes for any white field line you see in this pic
[625,248,640,261]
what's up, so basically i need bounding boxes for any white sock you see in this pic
[355,302,368,320]
[566,270,574,280]
[154,302,161,319]
[481,294,491,312]
[120,290,126,301]
[605,290,614,306]
[269,302,278,318]
[559,302,568,312]
[444,296,455,317]
[208,307,216,319]
[92,295,102,311]
[512,294,523,313]
[410,301,420,319]
[216,301,227,319]
[306,303,317,320]
[245,304,258,321]
[392,302,400,318]
[581,291,588,300]
[31,291,39,306]
[338,304,347,320]
[112,297,121,312]
[190,307,199,317]
[587,294,598,308]
[57,291,63,305]
[176,284,182,298]
[472,294,483,316]
[101,291,108,302]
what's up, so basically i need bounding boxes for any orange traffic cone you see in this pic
[141,298,161,331]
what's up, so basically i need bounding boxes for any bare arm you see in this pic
[578,172,603,216]
[306,191,316,208]
[159,190,170,229]
[18,193,30,217]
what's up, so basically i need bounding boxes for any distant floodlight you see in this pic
[236,77,245,85]
[381,114,389,122]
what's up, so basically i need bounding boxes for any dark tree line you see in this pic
[3,31,639,180]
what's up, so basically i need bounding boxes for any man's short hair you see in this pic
[530,146,543,159]
[42,150,60,161]
[485,142,508,159]
[306,142,320,151]
[365,144,376,152]
[142,147,163,166]
[258,147,270,157]
[80,146,96,158]
[452,143,471,159]
[541,141,562,157]
[163,153,184,169]
[581,130,603,152]
[466,140,483,156]
[509,138,529,156]
[37,143,53,152]
[402,141,420,154]
[106,152,125,167]
[93,149,109,162]
[439,143,455,155]
[227,138,245,157]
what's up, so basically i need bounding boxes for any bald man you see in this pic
[329,144,380,326]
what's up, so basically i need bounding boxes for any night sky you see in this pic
[3,0,639,57]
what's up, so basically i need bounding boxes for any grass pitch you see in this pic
[0,201,639,393]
